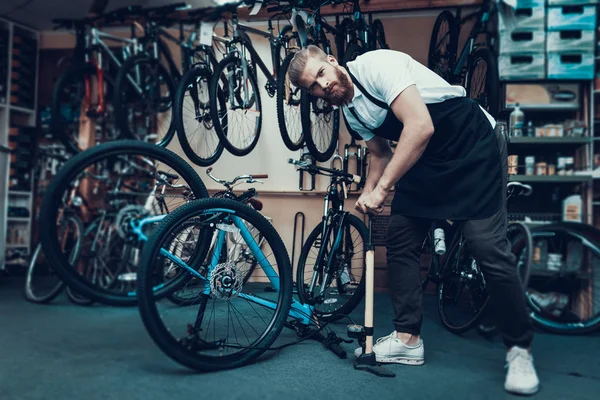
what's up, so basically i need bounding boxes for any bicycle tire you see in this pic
[428,10,457,83]
[524,224,600,335]
[273,25,295,75]
[51,63,118,154]
[66,286,94,306]
[209,54,262,157]
[335,18,357,62]
[507,221,532,288]
[296,214,367,321]
[137,198,293,371]
[24,244,65,304]
[339,43,365,138]
[276,51,304,151]
[466,47,500,118]
[300,90,339,162]
[438,239,490,334]
[25,214,85,303]
[113,54,177,147]
[340,43,364,67]
[38,140,210,307]
[370,19,389,50]
[174,66,225,166]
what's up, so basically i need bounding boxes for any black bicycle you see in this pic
[428,0,500,117]
[290,158,368,321]
[207,0,298,157]
[421,181,533,333]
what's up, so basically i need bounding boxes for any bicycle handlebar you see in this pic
[205,167,268,187]
[288,158,362,184]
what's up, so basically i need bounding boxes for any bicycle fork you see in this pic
[307,213,348,305]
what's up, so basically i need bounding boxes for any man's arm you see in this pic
[363,136,393,193]
[374,84,434,195]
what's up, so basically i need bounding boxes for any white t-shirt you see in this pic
[342,49,495,141]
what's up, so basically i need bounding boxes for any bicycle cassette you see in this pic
[115,205,150,239]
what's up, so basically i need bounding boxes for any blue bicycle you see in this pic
[135,160,363,371]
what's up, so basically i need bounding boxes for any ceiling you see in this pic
[0,0,218,30]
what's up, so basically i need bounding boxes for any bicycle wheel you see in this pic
[174,66,225,166]
[340,43,364,67]
[438,238,490,334]
[276,51,304,151]
[25,214,85,303]
[525,223,600,335]
[370,19,389,50]
[113,54,176,147]
[296,214,367,321]
[335,18,357,63]
[428,10,457,83]
[24,244,65,303]
[137,198,293,371]
[51,63,118,153]
[507,221,532,288]
[66,286,94,306]
[209,54,262,157]
[38,140,209,306]
[466,47,500,118]
[301,90,339,162]
[338,43,366,139]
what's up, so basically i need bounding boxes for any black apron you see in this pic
[345,70,502,221]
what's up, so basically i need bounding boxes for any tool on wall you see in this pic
[298,148,315,191]
[291,211,305,273]
[361,146,370,189]
[344,138,362,192]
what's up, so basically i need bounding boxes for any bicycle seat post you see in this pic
[348,214,395,378]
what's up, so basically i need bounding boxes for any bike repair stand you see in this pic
[347,215,395,377]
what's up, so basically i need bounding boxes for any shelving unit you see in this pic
[0,17,39,271]
[510,174,593,183]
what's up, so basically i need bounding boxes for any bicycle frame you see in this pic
[135,210,315,325]
[84,27,139,114]
[228,11,292,97]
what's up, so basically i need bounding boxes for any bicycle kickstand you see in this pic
[347,215,395,378]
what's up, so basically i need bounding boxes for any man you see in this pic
[288,45,539,396]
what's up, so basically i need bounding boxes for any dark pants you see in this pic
[385,126,534,348]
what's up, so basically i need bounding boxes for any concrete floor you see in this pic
[1,276,599,400]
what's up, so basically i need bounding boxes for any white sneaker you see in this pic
[504,347,540,395]
[353,331,424,365]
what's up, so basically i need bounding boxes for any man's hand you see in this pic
[355,186,389,214]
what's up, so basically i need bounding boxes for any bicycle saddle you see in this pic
[507,181,532,197]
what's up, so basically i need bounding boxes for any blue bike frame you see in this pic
[132,209,315,325]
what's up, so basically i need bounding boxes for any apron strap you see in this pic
[347,106,372,131]
[345,67,389,110]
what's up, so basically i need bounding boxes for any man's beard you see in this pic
[327,67,352,106]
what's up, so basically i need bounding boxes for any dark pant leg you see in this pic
[462,125,534,348]
[386,214,430,335]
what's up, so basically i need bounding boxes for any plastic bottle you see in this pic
[509,103,525,137]
[526,120,534,137]
[434,228,446,255]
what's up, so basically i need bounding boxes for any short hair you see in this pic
[288,45,328,89]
